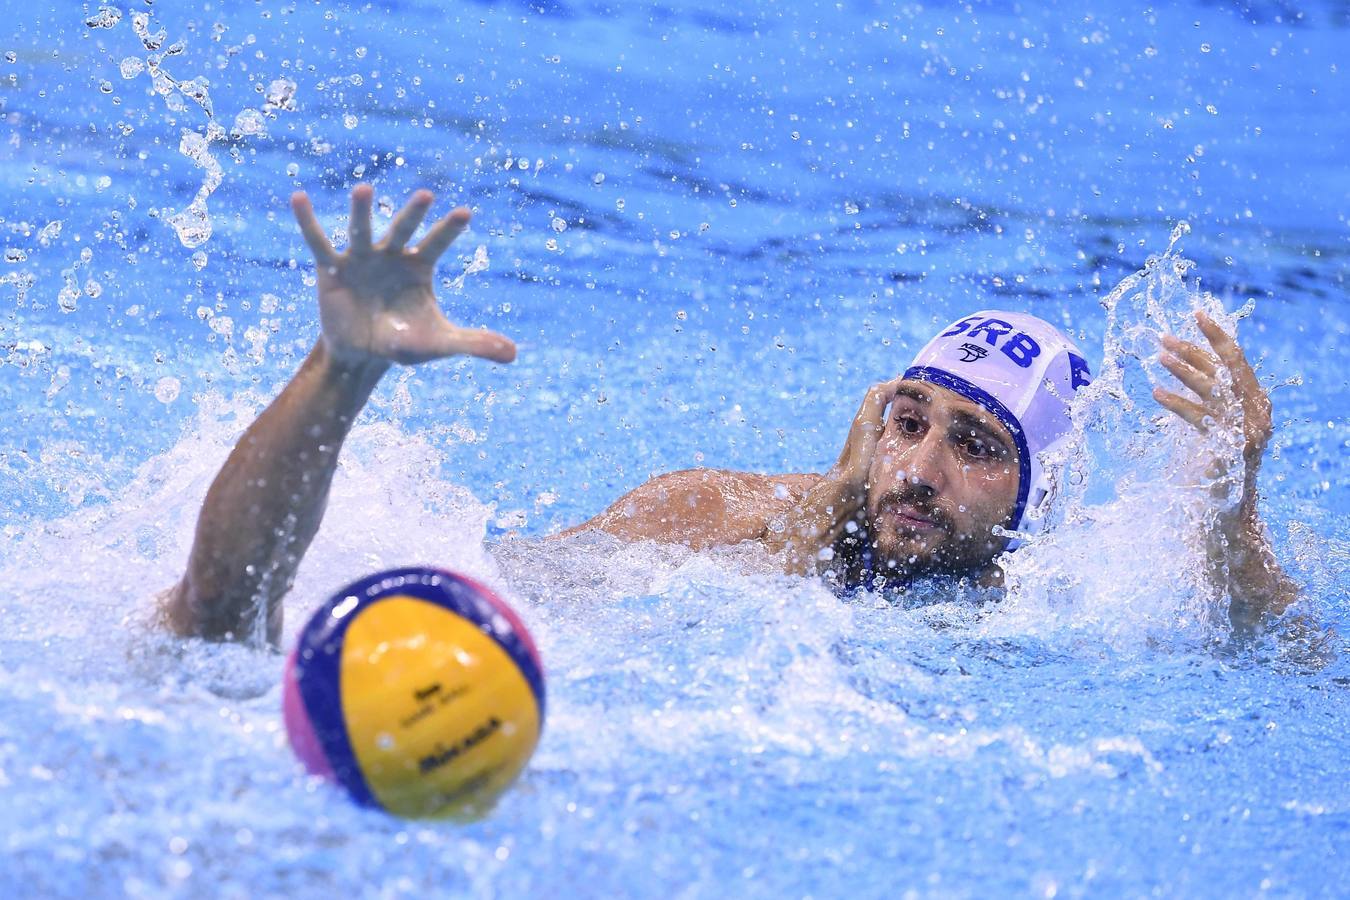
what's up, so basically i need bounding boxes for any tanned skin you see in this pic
[163,186,1295,645]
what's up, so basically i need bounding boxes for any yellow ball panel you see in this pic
[338,595,541,819]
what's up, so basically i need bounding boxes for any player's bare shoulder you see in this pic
[567,468,822,548]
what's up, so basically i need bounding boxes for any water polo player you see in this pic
[161,186,1298,644]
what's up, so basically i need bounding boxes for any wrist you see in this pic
[313,339,391,387]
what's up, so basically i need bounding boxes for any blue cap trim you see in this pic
[902,365,1032,532]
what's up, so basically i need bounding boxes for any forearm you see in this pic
[166,341,389,642]
[1210,486,1299,635]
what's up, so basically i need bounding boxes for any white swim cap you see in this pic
[904,310,1093,546]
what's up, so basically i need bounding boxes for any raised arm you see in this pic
[162,185,514,645]
[1154,310,1299,635]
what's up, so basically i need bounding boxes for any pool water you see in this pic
[1,0,1348,896]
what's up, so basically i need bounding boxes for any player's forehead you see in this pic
[892,379,1015,442]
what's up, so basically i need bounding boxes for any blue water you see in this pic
[1,0,1348,896]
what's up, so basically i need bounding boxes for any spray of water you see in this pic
[993,223,1260,649]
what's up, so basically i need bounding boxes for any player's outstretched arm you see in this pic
[1154,310,1299,635]
[162,185,514,645]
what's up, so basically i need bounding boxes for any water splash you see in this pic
[96,10,295,249]
[447,245,491,291]
[995,223,1259,649]
[56,247,93,313]
[84,7,121,29]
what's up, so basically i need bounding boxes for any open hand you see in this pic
[763,377,903,573]
[1154,310,1272,488]
[1153,311,1299,630]
[291,184,515,366]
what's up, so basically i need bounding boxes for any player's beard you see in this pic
[829,484,1008,588]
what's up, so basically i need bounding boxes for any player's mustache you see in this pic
[871,484,951,530]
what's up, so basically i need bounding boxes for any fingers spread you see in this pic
[415,207,473,261]
[290,192,337,266]
[348,183,374,253]
[382,189,434,251]
[1153,386,1210,430]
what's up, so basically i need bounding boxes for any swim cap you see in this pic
[903,310,1092,546]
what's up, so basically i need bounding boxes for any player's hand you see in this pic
[1154,311,1300,631]
[763,377,903,573]
[290,184,515,366]
[1154,310,1272,484]
[1154,307,1274,562]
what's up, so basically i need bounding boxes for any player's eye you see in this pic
[895,414,924,435]
[959,434,1005,460]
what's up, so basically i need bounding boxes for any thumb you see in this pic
[438,325,517,363]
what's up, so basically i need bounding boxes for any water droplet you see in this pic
[131,12,165,51]
[167,197,212,248]
[263,78,298,112]
[47,365,71,400]
[1200,42,1212,53]
[177,77,213,116]
[119,57,144,79]
[285,163,299,177]
[343,113,359,129]
[591,172,605,185]
[85,7,122,29]
[232,108,266,136]
[551,217,567,233]
[3,248,26,263]
[191,250,208,270]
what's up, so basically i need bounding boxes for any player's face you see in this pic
[864,381,1020,579]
